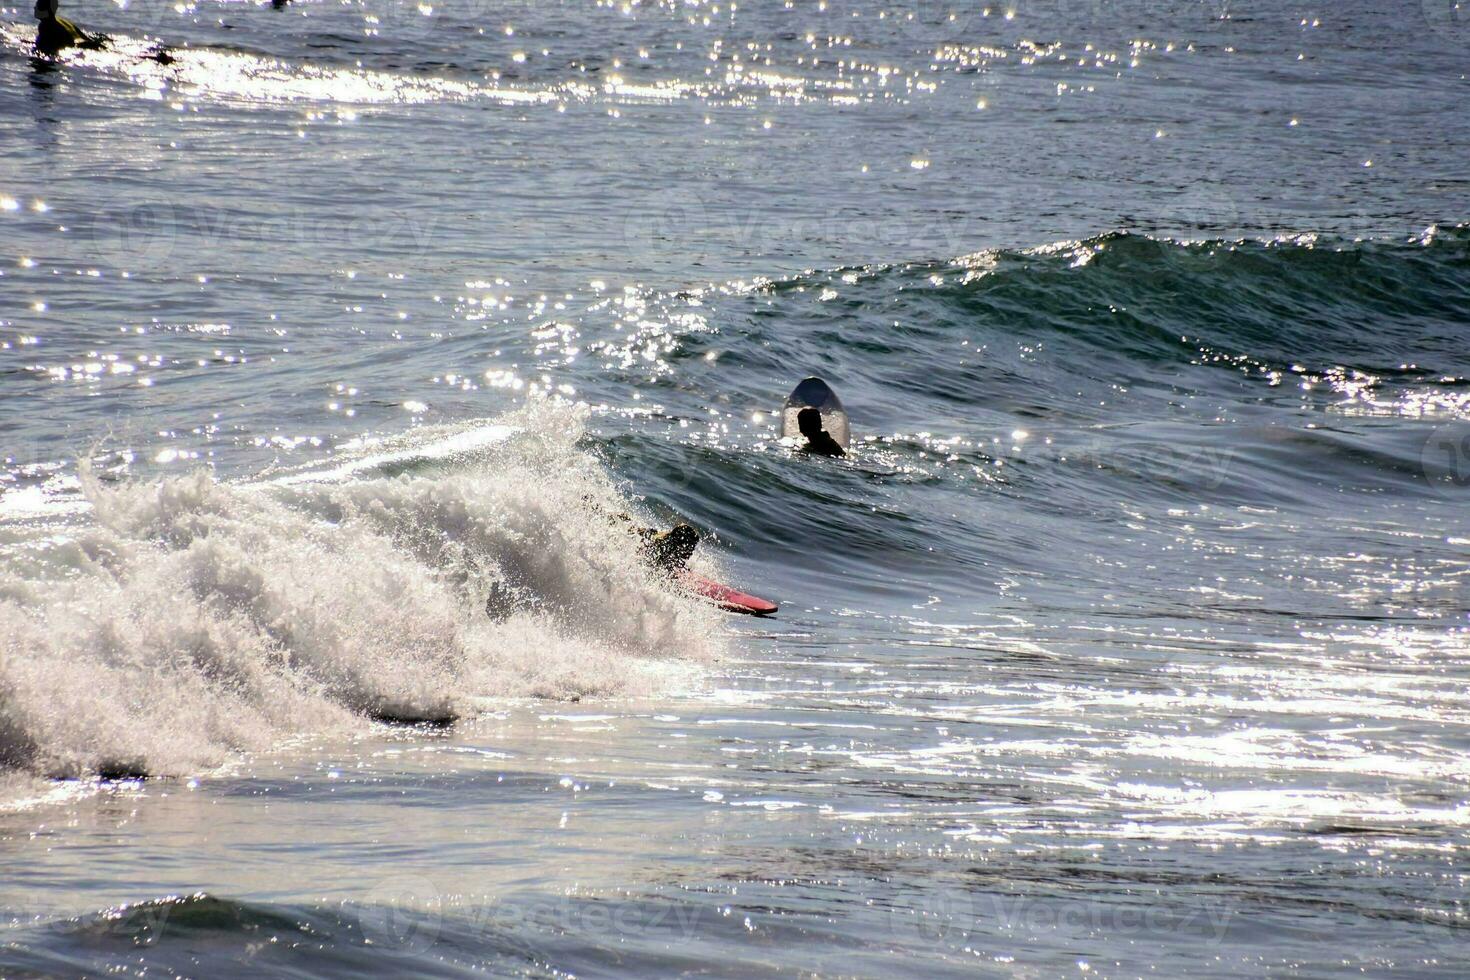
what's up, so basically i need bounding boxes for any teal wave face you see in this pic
[579,230,1470,613]
[2,0,1468,972]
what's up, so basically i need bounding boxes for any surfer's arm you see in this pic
[64,17,110,49]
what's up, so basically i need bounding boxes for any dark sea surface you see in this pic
[1,1,1469,976]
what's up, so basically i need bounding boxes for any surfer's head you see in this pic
[34,0,59,20]
[797,407,826,439]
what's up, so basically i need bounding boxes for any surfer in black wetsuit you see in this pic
[581,494,701,573]
[637,522,700,572]
[605,507,700,572]
[796,407,846,457]
[32,0,108,56]
[484,516,699,619]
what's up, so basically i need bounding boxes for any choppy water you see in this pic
[3,1,1469,976]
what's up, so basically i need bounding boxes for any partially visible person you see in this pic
[484,513,701,620]
[796,407,846,457]
[636,522,700,572]
[605,507,701,573]
[33,0,108,56]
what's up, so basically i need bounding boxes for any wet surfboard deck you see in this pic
[678,571,778,616]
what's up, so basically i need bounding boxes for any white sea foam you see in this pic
[0,403,724,783]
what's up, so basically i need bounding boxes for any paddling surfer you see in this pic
[32,0,108,56]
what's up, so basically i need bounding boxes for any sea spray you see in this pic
[0,403,725,780]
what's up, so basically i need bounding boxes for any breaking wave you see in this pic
[0,403,725,783]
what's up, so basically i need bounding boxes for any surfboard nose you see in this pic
[781,376,850,450]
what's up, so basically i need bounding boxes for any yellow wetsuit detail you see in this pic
[35,15,104,55]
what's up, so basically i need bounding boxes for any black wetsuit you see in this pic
[485,520,699,620]
[34,15,105,55]
[638,523,700,571]
[801,431,846,457]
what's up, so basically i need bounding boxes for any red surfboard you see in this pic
[678,570,778,616]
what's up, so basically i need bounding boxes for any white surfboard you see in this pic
[781,377,850,451]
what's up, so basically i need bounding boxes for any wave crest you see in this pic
[0,403,724,781]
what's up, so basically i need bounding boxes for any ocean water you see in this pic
[2,0,1469,975]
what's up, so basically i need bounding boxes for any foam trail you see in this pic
[0,403,725,783]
